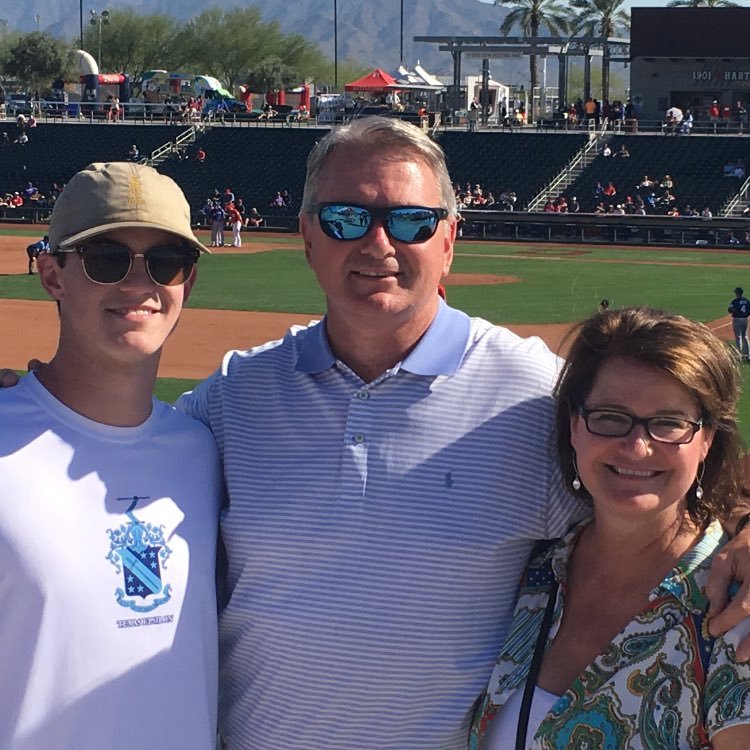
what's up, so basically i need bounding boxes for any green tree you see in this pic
[178,8,279,92]
[244,55,298,93]
[82,10,182,80]
[495,0,569,120]
[3,32,74,93]
[568,0,629,102]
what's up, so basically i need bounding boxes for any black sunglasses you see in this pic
[316,203,449,244]
[57,242,200,286]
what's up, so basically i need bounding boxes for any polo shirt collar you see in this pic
[295,299,471,377]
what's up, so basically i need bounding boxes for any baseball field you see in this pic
[2,224,750,439]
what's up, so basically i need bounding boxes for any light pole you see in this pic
[89,9,110,69]
[400,0,404,65]
[333,0,338,90]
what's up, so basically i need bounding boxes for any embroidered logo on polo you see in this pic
[106,495,172,613]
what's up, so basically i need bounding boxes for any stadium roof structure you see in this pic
[414,35,630,112]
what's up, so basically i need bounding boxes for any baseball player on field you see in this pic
[729,286,750,361]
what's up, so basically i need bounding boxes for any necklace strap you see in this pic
[515,579,559,750]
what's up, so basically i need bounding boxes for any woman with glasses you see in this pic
[472,306,750,749]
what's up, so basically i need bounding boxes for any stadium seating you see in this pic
[566,135,750,214]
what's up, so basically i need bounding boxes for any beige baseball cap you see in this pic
[49,161,208,254]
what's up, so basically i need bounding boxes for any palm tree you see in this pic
[667,0,739,6]
[568,0,629,102]
[495,0,569,120]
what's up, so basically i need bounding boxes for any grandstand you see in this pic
[1,119,749,232]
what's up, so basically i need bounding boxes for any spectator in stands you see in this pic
[543,197,557,212]
[127,144,140,162]
[484,192,496,207]
[601,143,612,157]
[614,143,630,158]
[196,146,206,163]
[594,201,606,214]
[679,110,694,135]
[637,175,656,193]
[624,99,638,133]
[568,195,580,213]
[603,182,617,201]
[258,102,277,121]
[555,195,568,213]
[667,205,680,217]
[222,187,235,206]
[734,100,748,132]
[593,181,604,202]
[198,197,214,227]
[269,191,285,207]
[27,114,37,129]
[664,105,683,134]
[16,113,27,133]
[660,174,674,191]
[613,204,625,215]
[24,182,38,200]
[682,205,698,218]
[281,190,291,207]
[247,207,264,227]
[235,197,247,226]
[709,100,721,123]
[499,190,516,211]
[701,206,713,219]
[10,192,23,207]
[584,97,596,124]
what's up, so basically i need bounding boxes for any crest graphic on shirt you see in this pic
[106,495,172,613]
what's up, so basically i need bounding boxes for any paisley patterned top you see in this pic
[470,520,750,749]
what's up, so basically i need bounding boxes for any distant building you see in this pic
[629,7,750,122]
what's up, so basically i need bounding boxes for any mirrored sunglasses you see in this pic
[316,203,449,244]
[57,242,199,286]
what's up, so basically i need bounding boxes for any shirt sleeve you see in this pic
[705,617,750,737]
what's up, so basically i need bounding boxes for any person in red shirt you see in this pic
[227,202,243,247]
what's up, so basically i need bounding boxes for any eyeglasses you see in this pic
[578,407,703,445]
[316,203,449,244]
[56,242,199,286]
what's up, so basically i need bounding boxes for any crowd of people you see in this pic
[0,180,62,212]
[455,182,517,211]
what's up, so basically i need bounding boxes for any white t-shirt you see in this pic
[0,374,222,750]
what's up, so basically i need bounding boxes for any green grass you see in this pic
[154,377,201,404]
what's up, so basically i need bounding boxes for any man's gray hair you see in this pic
[300,117,457,218]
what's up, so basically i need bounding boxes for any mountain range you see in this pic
[6,0,513,77]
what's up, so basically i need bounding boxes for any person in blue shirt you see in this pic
[729,286,750,361]
[26,234,49,275]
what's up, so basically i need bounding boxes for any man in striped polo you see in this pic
[179,117,586,749]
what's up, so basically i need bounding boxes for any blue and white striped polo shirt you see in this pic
[178,301,586,750]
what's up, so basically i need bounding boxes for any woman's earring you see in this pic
[572,455,582,491]
[695,462,705,501]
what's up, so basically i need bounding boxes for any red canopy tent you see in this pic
[344,68,397,92]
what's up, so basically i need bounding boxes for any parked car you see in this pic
[6,93,32,117]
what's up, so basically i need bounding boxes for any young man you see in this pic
[0,162,222,750]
